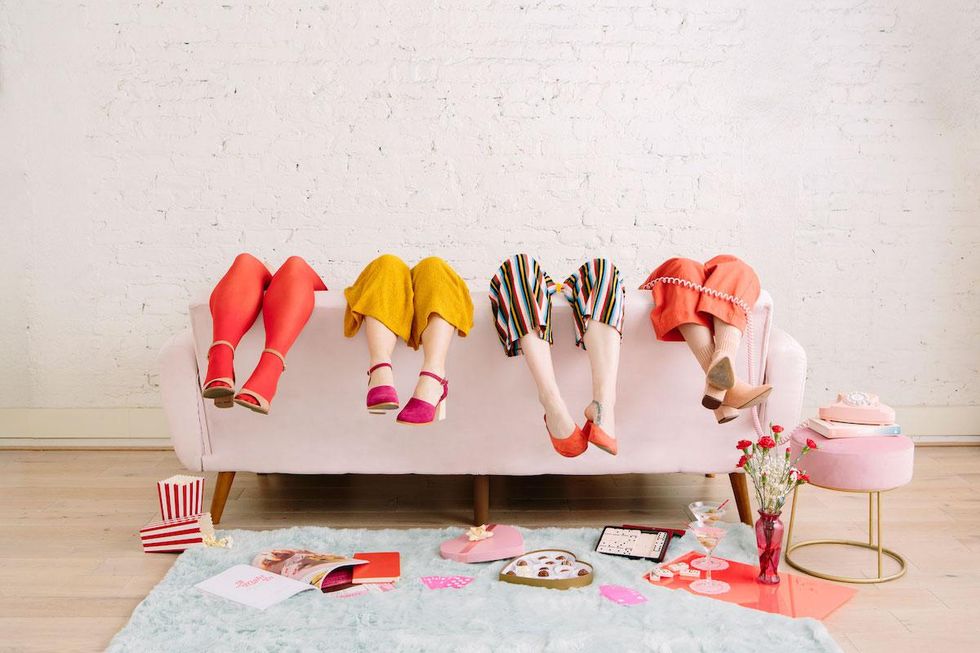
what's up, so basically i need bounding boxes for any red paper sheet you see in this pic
[645,551,856,620]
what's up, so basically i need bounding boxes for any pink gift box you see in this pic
[157,475,204,521]
[140,513,214,553]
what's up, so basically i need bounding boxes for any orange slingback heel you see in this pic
[583,400,618,455]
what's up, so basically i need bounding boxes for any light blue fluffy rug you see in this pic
[109,525,842,652]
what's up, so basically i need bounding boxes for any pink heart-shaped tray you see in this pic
[439,525,525,563]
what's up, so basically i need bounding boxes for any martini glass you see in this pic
[687,521,731,595]
[688,501,730,571]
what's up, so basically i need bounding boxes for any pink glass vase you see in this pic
[755,510,784,585]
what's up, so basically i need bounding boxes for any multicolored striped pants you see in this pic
[489,254,627,357]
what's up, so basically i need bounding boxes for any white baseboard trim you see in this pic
[910,435,980,445]
[893,406,980,438]
[0,437,173,449]
[0,406,977,449]
[0,408,169,441]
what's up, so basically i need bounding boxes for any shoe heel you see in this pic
[214,396,234,409]
[702,384,725,409]
[714,406,739,424]
[436,401,447,421]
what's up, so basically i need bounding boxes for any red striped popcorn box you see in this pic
[157,475,205,520]
[140,512,214,553]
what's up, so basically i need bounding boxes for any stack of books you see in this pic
[806,393,901,439]
[806,417,901,438]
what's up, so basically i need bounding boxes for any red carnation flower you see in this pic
[736,455,749,468]
[757,436,776,450]
[736,439,752,450]
[806,438,818,450]
[799,473,810,484]
[772,425,784,434]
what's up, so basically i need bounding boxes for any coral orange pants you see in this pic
[641,255,760,342]
[205,254,327,403]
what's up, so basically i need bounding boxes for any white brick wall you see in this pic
[1,0,978,417]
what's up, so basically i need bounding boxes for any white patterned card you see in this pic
[196,564,315,610]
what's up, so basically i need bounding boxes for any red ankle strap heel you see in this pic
[202,341,236,408]
[233,348,285,415]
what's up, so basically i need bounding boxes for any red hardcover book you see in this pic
[351,552,401,584]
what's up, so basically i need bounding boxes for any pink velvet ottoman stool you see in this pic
[785,427,914,583]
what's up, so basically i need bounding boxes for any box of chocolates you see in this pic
[499,549,594,590]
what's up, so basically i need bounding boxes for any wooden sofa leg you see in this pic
[211,471,236,525]
[473,475,490,525]
[729,472,753,526]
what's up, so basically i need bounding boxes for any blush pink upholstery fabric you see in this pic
[790,428,914,491]
[160,290,806,476]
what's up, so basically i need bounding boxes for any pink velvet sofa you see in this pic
[159,290,806,525]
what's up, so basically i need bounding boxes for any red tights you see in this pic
[205,253,327,407]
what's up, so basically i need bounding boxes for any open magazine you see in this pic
[252,549,369,592]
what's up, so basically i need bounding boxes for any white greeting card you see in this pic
[195,564,315,610]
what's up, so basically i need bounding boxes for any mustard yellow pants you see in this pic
[344,255,474,349]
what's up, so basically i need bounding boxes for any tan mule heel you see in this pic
[722,381,773,410]
[202,341,236,408]
[232,348,285,415]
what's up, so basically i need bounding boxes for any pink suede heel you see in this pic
[366,363,399,414]
[395,371,448,426]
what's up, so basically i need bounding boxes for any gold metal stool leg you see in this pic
[784,485,907,584]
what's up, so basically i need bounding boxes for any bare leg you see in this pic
[582,321,620,439]
[412,314,454,404]
[520,333,576,439]
[365,316,397,389]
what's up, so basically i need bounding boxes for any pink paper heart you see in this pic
[599,584,647,606]
[439,525,525,563]
[420,576,473,590]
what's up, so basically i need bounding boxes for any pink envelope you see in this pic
[421,576,473,590]
[600,584,648,606]
[439,525,525,563]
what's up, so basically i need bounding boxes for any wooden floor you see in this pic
[2,447,979,652]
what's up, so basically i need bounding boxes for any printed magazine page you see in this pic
[252,549,368,590]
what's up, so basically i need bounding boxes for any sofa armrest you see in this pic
[159,330,207,471]
[760,327,807,430]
